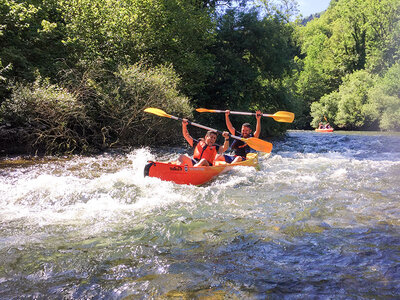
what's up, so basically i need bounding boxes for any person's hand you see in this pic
[222,131,229,139]
[225,110,230,116]
[256,110,262,120]
[182,118,188,125]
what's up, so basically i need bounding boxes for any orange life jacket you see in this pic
[193,141,218,164]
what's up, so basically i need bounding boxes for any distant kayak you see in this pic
[144,153,258,185]
[315,128,334,133]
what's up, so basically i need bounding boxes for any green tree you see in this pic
[295,20,336,105]
[296,0,400,130]
[296,0,373,105]
[310,90,339,129]
[364,0,400,74]
[334,70,376,129]
[0,77,91,153]
[367,63,400,131]
[0,0,67,99]
[85,62,194,147]
[61,0,216,98]
[200,8,297,133]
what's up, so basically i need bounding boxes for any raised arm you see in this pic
[225,110,236,135]
[254,110,262,138]
[219,131,230,154]
[182,119,194,147]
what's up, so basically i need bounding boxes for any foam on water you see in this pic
[0,148,202,228]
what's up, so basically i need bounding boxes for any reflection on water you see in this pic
[0,132,399,298]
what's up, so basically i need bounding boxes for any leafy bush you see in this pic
[0,62,194,154]
[74,62,193,148]
[310,91,339,128]
[0,77,92,153]
[310,70,379,130]
[367,63,400,131]
[334,70,377,129]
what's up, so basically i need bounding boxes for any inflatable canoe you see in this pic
[144,153,258,185]
[315,128,334,132]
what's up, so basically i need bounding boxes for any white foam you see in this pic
[0,148,197,226]
[328,168,348,180]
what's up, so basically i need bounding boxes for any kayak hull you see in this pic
[144,153,258,185]
[315,128,334,132]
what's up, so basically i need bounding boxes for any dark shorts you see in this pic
[223,154,246,163]
[191,158,212,166]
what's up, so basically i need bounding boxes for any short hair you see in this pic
[242,123,251,129]
[206,130,218,137]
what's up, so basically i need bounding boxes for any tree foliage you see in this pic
[2,0,399,155]
[0,77,91,153]
[0,62,193,154]
[60,0,216,98]
[367,63,400,131]
[298,0,400,130]
[334,70,377,129]
[0,0,67,99]
[199,7,297,134]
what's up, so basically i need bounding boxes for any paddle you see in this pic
[144,107,273,153]
[196,108,295,123]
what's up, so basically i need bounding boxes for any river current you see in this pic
[0,131,399,299]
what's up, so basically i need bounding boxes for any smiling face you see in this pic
[205,131,217,145]
[241,125,252,138]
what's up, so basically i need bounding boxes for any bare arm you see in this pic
[225,110,236,135]
[254,110,262,138]
[182,119,194,147]
[219,131,230,154]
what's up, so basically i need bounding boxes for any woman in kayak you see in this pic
[223,109,262,164]
[178,119,230,167]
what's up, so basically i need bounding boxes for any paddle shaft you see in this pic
[171,115,244,141]
[203,109,275,118]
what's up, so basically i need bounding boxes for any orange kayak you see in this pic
[315,128,334,132]
[144,153,258,185]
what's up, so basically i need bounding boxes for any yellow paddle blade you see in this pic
[243,137,273,153]
[144,107,172,119]
[196,108,217,113]
[272,111,295,123]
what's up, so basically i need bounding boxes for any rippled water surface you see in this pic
[1,131,399,298]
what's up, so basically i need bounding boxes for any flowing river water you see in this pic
[0,130,399,299]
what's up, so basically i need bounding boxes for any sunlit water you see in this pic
[1,131,399,298]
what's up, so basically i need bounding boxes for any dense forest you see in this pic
[0,0,399,154]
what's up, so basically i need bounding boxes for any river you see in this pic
[0,130,399,299]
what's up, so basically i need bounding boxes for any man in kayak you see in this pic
[223,109,262,164]
[178,119,230,167]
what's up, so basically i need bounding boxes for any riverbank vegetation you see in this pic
[1,0,399,155]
